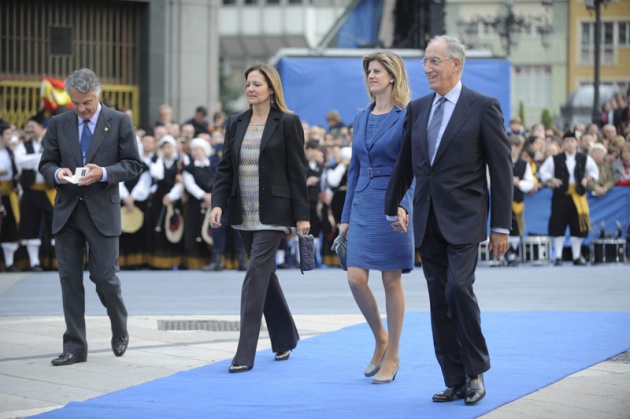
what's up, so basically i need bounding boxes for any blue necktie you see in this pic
[427,96,446,163]
[81,119,92,164]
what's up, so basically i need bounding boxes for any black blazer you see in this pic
[39,105,142,236]
[211,108,309,227]
[385,85,513,246]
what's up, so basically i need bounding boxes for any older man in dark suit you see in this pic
[39,68,142,366]
[385,36,512,405]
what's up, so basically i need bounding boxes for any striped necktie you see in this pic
[427,96,446,163]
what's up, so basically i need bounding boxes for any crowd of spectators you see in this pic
[1,90,629,272]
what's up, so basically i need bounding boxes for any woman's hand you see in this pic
[338,222,349,235]
[296,220,310,236]
[209,207,223,228]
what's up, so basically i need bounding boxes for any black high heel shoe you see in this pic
[274,350,291,361]
[228,364,252,373]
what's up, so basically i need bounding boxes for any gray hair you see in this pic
[65,68,101,96]
[428,35,466,77]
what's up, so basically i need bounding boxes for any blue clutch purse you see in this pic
[298,234,316,274]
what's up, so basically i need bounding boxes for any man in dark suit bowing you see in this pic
[39,68,142,366]
[385,36,512,405]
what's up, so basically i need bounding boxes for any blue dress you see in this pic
[341,104,414,272]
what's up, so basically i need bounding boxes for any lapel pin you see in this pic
[104,127,109,132]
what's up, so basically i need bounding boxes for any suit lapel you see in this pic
[232,109,252,165]
[432,86,473,166]
[86,104,111,164]
[260,108,279,153]
[367,106,402,151]
[417,95,433,166]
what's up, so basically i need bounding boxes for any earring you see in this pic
[390,80,394,84]
[270,92,274,104]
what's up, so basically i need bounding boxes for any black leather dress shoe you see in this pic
[465,374,486,405]
[228,364,252,373]
[573,257,587,266]
[51,352,86,366]
[554,258,563,266]
[274,350,291,361]
[31,264,43,272]
[111,334,129,357]
[432,384,466,402]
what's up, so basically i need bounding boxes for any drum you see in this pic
[522,236,551,265]
[478,239,504,266]
[591,239,626,264]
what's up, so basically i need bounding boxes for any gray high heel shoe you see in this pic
[364,362,382,377]
[372,362,400,384]
[364,351,386,377]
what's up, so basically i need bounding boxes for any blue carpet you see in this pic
[34,312,630,419]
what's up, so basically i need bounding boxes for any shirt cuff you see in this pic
[54,169,61,185]
[101,168,108,182]
[385,215,398,222]
[491,227,510,235]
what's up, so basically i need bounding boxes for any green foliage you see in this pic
[541,108,553,129]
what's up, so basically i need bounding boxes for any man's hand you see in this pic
[77,164,103,186]
[123,195,135,210]
[306,176,319,187]
[547,177,563,188]
[56,168,73,184]
[390,207,409,233]
[488,231,508,259]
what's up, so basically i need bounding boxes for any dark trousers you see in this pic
[233,230,299,367]
[18,189,52,240]
[55,201,127,356]
[418,205,490,387]
[548,193,588,238]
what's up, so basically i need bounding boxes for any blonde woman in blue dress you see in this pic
[338,51,414,384]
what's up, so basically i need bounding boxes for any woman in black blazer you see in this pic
[210,63,310,373]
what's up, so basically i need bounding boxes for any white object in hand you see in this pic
[62,167,92,184]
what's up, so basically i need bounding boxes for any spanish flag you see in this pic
[41,77,72,113]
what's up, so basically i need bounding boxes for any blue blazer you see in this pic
[341,103,412,223]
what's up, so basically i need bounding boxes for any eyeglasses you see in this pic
[422,57,454,66]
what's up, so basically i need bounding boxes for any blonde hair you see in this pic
[362,51,411,109]
[244,63,291,114]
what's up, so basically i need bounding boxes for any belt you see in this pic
[29,182,51,191]
[359,166,393,178]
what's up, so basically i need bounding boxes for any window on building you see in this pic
[244,0,258,4]
[513,66,552,120]
[222,0,236,4]
[267,0,281,4]
[618,21,629,47]
[580,20,627,65]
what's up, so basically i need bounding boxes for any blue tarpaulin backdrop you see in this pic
[277,57,511,129]
[523,186,630,244]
